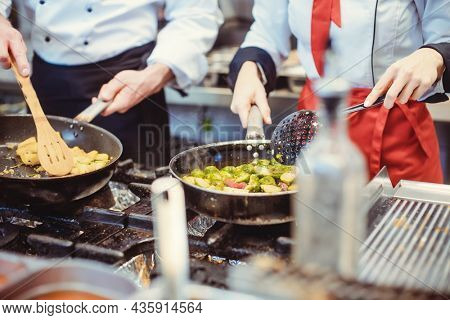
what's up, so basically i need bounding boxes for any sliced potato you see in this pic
[14,136,111,177]
[19,152,39,166]
[87,150,99,160]
[95,153,109,161]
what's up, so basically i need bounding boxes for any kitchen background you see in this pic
[0,0,449,182]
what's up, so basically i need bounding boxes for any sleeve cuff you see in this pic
[147,57,192,90]
[228,47,277,93]
[0,3,11,18]
[421,43,450,92]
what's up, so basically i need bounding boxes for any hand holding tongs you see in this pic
[343,95,385,114]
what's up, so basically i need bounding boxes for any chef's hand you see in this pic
[365,48,445,109]
[231,61,272,128]
[0,15,30,76]
[96,63,174,116]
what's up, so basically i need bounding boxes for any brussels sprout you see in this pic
[219,170,233,179]
[191,168,205,178]
[236,164,254,174]
[256,159,270,166]
[254,166,271,176]
[261,185,282,193]
[288,184,298,191]
[194,177,210,188]
[259,176,276,185]
[280,172,296,184]
[235,172,250,183]
[206,172,223,183]
[204,165,220,175]
[221,166,236,174]
[245,174,260,192]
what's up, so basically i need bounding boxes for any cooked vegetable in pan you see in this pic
[7,136,111,177]
[182,158,297,193]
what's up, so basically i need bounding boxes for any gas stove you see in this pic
[1,162,448,299]
[0,159,292,290]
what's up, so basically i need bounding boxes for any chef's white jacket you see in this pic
[0,0,223,88]
[236,0,449,99]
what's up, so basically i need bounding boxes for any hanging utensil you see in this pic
[74,99,111,123]
[271,96,385,164]
[10,57,74,176]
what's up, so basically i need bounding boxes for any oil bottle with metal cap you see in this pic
[293,45,368,279]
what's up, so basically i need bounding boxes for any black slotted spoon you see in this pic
[271,96,385,165]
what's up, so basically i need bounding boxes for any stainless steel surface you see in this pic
[359,199,449,293]
[0,253,138,299]
[359,170,450,293]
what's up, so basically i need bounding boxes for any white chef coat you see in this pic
[241,0,449,98]
[0,0,223,89]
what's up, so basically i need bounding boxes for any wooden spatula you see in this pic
[10,57,74,176]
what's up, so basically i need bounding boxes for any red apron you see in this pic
[302,0,443,185]
[299,80,443,186]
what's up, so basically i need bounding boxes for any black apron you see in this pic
[30,42,170,168]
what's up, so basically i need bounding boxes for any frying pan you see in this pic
[170,107,295,225]
[0,115,122,205]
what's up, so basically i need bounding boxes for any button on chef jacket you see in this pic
[0,0,223,89]
[237,0,449,100]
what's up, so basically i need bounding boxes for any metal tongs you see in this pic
[343,96,385,114]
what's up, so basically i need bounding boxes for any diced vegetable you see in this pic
[185,158,297,193]
[279,182,288,191]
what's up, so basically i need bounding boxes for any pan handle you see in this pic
[245,105,265,140]
[74,99,111,123]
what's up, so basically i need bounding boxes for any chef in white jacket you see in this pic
[228,0,449,185]
[0,0,223,167]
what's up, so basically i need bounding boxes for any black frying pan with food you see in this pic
[170,106,295,225]
[0,115,122,205]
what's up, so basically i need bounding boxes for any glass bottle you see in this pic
[293,78,368,279]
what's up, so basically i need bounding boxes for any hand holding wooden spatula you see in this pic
[9,56,73,176]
